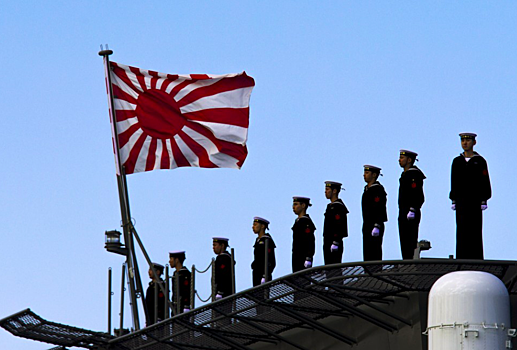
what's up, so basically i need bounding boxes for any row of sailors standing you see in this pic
[250,158,423,285]
[252,132,491,285]
[250,185,352,286]
[145,240,234,326]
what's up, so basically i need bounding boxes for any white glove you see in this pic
[183,308,190,313]
[330,242,339,252]
[371,227,380,237]
[451,204,456,211]
[215,293,223,300]
[260,277,266,284]
[407,209,415,220]
[304,260,312,268]
[481,204,487,211]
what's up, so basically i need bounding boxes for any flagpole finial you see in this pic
[98,44,113,57]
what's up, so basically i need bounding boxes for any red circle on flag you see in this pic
[136,89,186,138]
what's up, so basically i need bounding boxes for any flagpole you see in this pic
[99,47,142,331]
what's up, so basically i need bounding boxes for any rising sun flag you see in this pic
[105,61,255,174]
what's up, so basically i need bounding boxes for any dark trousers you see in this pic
[291,256,311,302]
[323,237,343,265]
[362,223,384,261]
[292,255,307,273]
[398,208,421,259]
[456,203,484,259]
[252,270,272,287]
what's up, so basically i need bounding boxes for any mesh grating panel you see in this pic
[2,259,516,350]
[108,260,516,350]
[0,309,113,349]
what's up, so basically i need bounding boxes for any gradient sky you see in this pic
[1,2,516,349]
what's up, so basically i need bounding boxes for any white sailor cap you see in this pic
[169,251,186,259]
[293,196,312,206]
[151,262,164,271]
[459,132,477,139]
[363,164,382,173]
[400,149,418,158]
[325,181,343,190]
[253,217,270,227]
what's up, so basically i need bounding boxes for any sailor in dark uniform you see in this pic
[362,165,388,261]
[251,217,276,286]
[212,237,234,299]
[323,181,349,265]
[145,262,165,326]
[169,251,192,313]
[398,150,426,259]
[291,196,316,272]
[450,133,491,259]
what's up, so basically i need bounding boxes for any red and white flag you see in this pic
[106,62,255,174]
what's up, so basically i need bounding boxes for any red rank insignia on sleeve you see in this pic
[335,214,340,220]
[184,280,189,285]
[305,228,311,233]
[374,197,380,202]
[411,183,417,188]
[220,264,225,269]
[483,169,488,175]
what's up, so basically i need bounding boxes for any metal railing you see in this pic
[108,259,517,350]
[106,251,238,333]
[7,259,517,350]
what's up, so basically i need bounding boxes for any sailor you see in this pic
[362,165,388,261]
[398,150,426,259]
[323,181,349,265]
[212,237,234,299]
[450,133,491,259]
[145,262,165,326]
[251,217,276,286]
[169,251,192,313]
[291,197,316,272]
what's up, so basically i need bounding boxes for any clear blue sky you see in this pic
[1,2,516,349]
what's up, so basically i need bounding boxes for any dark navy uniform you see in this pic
[362,181,388,261]
[323,198,349,264]
[292,214,316,272]
[251,234,276,286]
[450,149,491,259]
[398,162,426,259]
[172,267,191,312]
[145,279,165,325]
[215,251,233,297]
